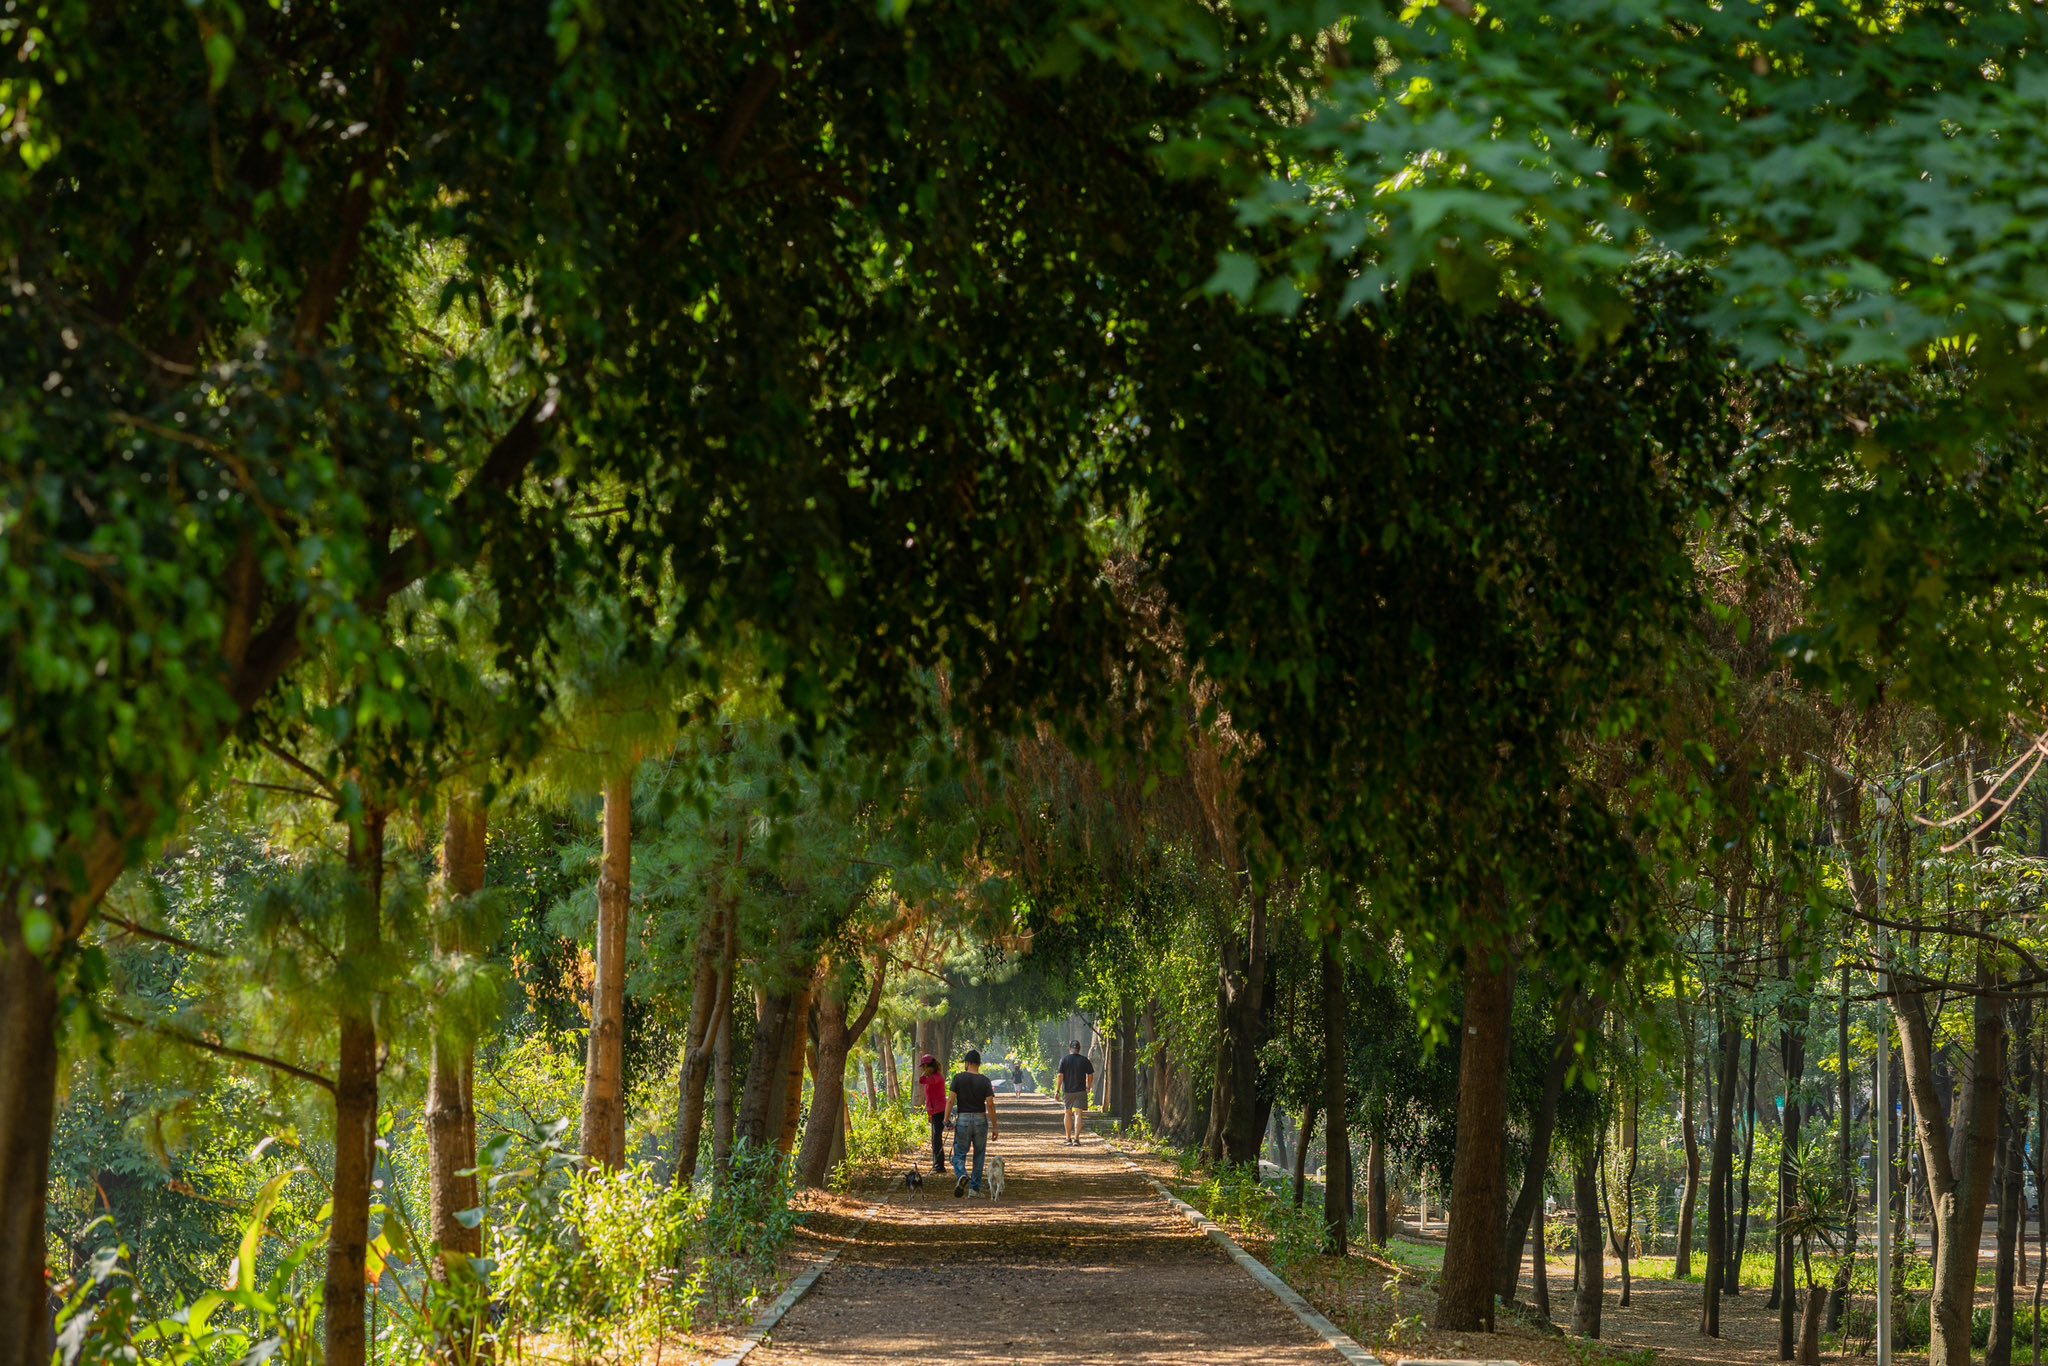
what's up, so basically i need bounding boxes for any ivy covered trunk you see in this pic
[426,795,485,1262]
[325,811,386,1366]
[1203,886,1270,1167]
[0,916,59,1364]
[580,771,632,1170]
[1434,954,1517,1331]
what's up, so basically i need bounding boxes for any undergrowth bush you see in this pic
[840,1094,926,1186]
[50,1118,809,1366]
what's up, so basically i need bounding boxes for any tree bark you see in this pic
[712,985,736,1171]
[776,979,817,1157]
[1731,1024,1759,1295]
[325,811,386,1366]
[1204,886,1272,1167]
[1776,969,1807,1359]
[1499,999,1582,1303]
[799,964,886,1188]
[580,770,632,1169]
[1435,953,1519,1331]
[1991,1003,2032,1366]
[427,794,485,1261]
[1533,1198,1551,1320]
[1320,938,1349,1255]
[1896,966,2005,1366]
[1677,1003,1701,1279]
[1575,1140,1603,1338]
[0,907,60,1363]
[1702,993,1741,1336]
[1115,1009,1139,1126]
[1293,1104,1319,1209]
[737,987,803,1152]
[1369,1133,1390,1247]
[672,898,735,1185]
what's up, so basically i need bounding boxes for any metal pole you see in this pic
[1877,1001,1892,1366]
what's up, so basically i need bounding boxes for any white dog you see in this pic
[984,1156,1006,1200]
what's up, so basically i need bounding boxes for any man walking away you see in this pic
[1057,1040,1094,1146]
[918,1054,948,1174]
[948,1049,999,1196]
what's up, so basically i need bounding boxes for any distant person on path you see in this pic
[948,1049,999,1196]
[1057,1040,1094,1146]
[918,1054,948,1174]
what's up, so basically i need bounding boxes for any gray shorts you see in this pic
[1064,1090,1088,1110]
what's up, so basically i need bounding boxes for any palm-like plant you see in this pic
[1778,1136,1850,1365]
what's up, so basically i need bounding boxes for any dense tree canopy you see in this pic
[9,2,2048,1364]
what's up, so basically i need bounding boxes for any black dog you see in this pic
[902,1167,925,1192]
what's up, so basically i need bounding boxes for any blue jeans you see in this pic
[952,1114,988,1190]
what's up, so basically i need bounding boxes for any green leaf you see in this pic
[1206,251,1261,303]
[203,32,235,92]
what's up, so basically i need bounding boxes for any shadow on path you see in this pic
[752,1096,1337,1364]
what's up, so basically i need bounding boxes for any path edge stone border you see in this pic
[708,1195,886,1366]
[1106,1140,1379,1366]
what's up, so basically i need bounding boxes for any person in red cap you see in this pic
[917,1054,949,1173]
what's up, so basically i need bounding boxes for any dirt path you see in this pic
[751,1095,1339,1364]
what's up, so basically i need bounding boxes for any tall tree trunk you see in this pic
[1203,887,1272,1167]
[1731,1024,1759,1295]
[1320,938,1349,1255]
[1575,1140,1603,1339]
[1831,963,1857,1329]
[427,795,485,1261]
[326,811,386,1366]
[1991,1003,2033,1366]
[580,770,632,1169]
[1776,969,1807,1359]
[1533,1199,1551,1321]
[1115,1009,1139,1126]
[1702,993,1741,1336]
[776,981,817,1158]
[1293,1104,1319,1209]
[0,906,61,1363]
[712,986,736,1171]
[1499,998,1583,1303]
[1896,965,2005,1366]
[1677,1002,1701,1279]
[672,899,734,1185]
[1142,1001,1165,1129]
[1369,1132,1390,1247]
[799,965,886,1188]
[1435,954,1519,1331]
[737,987,804,1151]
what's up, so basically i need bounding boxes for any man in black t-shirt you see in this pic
[947,1049,999,1196]
[1056,1040,1094,1147]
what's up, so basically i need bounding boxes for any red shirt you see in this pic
[919,1071,947,1115]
